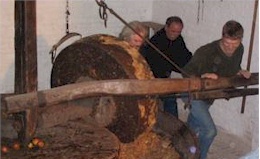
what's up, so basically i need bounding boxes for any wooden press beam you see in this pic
[15,0,37,141]
[3,73,258,114]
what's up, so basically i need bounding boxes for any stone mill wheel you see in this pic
[50,34,157,143]
[49,34,200,159]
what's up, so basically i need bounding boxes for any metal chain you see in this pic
[50,0,70,64]
[197,0,200,23]
[201,0,204,21]
[96,0,108,27]
[197,0,205,23]
[66,0,70,34]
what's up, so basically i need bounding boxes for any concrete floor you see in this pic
[207,129,252,159]
[178,109,253,159]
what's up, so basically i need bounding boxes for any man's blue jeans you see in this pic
[161,95,178,118]
[187,100,217,159]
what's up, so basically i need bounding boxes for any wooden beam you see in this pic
[15,1,37,92]
[3,73,258,114]
[14,0,37,141]
[187,88,258,100]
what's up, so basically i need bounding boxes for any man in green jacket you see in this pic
[182,20,251,159]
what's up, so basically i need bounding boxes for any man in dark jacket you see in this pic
[140,16,192,118]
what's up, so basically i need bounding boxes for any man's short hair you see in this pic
[165,16,183,26]
[222,20,244,39]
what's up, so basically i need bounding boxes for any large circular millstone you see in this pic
[50,34,157,143]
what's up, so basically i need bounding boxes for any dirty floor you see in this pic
[178,112,252,159]
[207,129,252,159]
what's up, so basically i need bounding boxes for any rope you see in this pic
[95,0,190,77]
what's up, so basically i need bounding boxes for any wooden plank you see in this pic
[3,73,258,114]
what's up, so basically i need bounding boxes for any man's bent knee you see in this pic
[205,128,217,139]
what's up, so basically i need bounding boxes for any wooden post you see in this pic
[15,0,37,142]
[241,0,258,113]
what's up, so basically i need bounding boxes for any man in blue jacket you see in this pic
[140,16,192,118]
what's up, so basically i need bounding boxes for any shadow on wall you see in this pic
[1,61,15,94]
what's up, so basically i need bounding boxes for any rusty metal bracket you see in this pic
[49,32,82,64]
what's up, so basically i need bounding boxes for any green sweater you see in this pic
[183,40,243,77]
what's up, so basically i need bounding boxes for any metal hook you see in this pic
[96,0,108,27]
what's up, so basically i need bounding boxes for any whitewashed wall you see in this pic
[0,0,15,92]
[37,0,153,90]
[0,0,153,91]
[0,0,258,152]
[152,0,259,150]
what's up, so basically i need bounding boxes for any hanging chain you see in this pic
[50,0,70,64]
[197,0,200,23]
[66,0,70,34]
[201,0,204,21]
[96,0,108,27]
[197,0,205,24]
